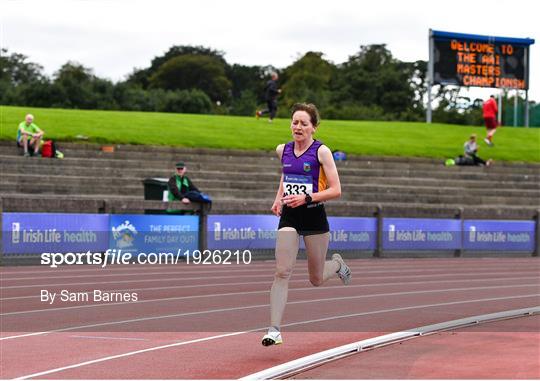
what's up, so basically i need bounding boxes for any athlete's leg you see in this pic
[269,100,278,120]
[270,227,299,327]
[303,232,339,286]
[259,100,272,116]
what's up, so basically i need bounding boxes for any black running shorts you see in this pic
[278,204,329,236]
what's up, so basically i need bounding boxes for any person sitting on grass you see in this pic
[445,134,493,167]
[17,114,44,157]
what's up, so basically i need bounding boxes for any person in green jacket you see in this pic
[167,161,211,205]
[17,114,44,157]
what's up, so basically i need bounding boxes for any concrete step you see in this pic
[2,181,536,207]
[2,171,539,196]
[2,174,539,199]
[2,194,536,219]
[3,146,539,175]
[196,187,537,206]
[3,141,539,171]
[2,157,539,184]
[0,183,143,196]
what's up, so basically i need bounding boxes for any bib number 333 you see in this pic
[283,174,313,196]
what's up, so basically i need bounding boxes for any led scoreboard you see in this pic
[430,30,534,90]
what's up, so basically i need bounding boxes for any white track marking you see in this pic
[0,262,540,282]
[1,283,537,317]
[2,285,538,341]
[2,275,537,301]
[2,269,538,290]
[2,259,537,276]
[70,335,150,341]
[13,295,540,380]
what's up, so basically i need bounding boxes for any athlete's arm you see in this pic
[271,144,285,216]
[311,145,341,203]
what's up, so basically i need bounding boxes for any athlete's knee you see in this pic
[309,275,324,287]
[274,266,293,280]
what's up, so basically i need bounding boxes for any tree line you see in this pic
[1,45,487,124]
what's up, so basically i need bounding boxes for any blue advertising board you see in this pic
[2,213,109,254]
[464,220,535,251]
[327,217,377,250]
[108,214,199,254]
[208,215,279,249]
[208,215,376,250]
[383,218,461,250]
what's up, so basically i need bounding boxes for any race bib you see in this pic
[283,174,313,196]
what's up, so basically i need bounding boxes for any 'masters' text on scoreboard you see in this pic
[433,36,530,89]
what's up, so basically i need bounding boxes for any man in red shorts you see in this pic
[482,95,498,146]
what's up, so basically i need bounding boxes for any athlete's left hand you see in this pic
[281,194,307,208]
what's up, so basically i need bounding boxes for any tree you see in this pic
[53,62,117,109]
[280,52,335,112]
[127,45,227,89]
[0,49,45,86]
[148,54,231,103]
[332,44,417,119]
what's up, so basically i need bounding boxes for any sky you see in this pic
[1,0,539,102]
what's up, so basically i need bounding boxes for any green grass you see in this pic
[1,105,539,162]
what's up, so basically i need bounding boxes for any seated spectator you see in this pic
[445,134,493,167]
[17,114,44,157]
[167,161,212,205]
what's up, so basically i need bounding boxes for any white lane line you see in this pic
[12,295,540,380]
[1,283,538,317]
[14,331,251,380]
[3,259,537,276]
[2,270,538,290]
[3,263,538,281]
[2,285,538,341]
[2,275,538,301]
[70,335,150,341]
[0,259,531,280]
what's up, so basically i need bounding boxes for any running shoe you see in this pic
[332,253,351,285]
[484,138,493,147]
[261,329,282,346]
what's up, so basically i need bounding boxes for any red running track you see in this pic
[1,258,539,379]
[293,315,540,379]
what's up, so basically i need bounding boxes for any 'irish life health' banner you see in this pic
[208,215,377,250]
[383,218,461,250]
[2,213,109,254]
[464,220,535,251]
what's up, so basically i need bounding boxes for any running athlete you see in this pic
[261,103,351,347]
[482,95,498,146]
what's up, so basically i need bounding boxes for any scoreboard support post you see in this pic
[426,29,434,123]
[513,91,518,127]
[525,90,529,128]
